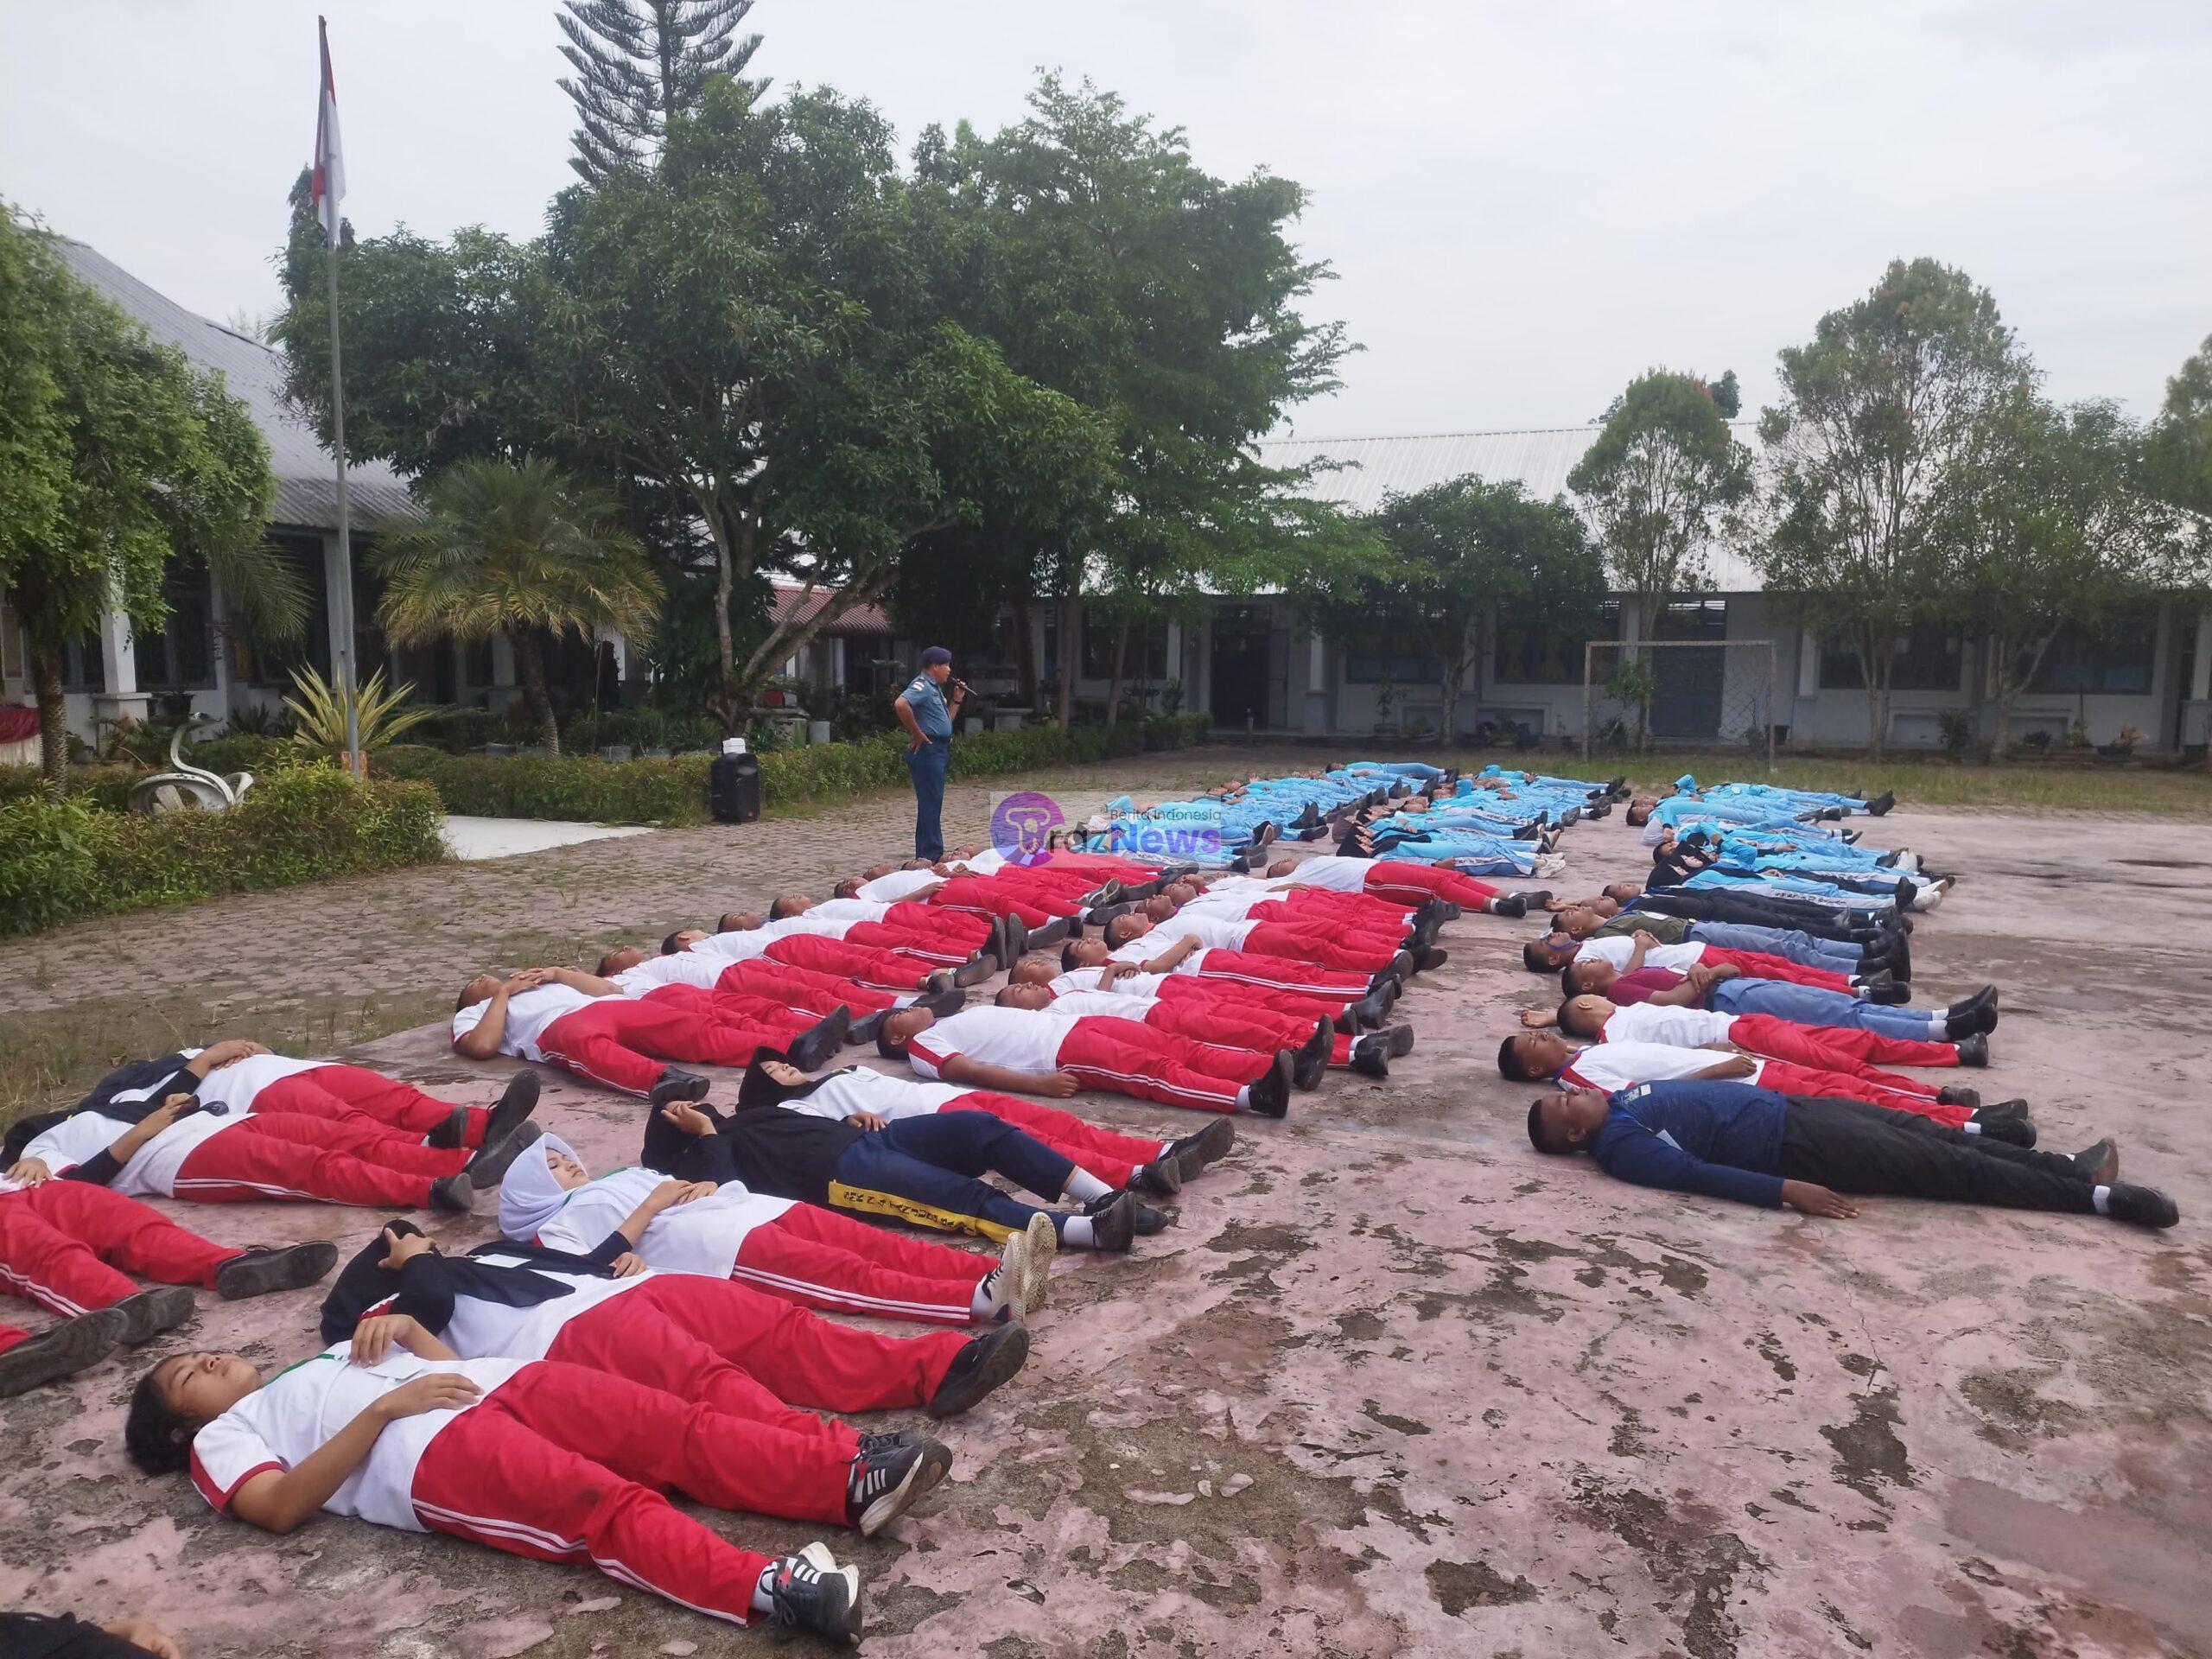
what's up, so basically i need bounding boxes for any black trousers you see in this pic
[1631,889,1879,940]
[0,1612,154,1659]
[1778,1096,2098,1214]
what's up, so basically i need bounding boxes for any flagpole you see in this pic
[319,16,360,772]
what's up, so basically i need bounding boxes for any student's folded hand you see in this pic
[351,1313,418,1365]
[378,1374,482,1419]
[610,1252,647,1277]
[5,1157,52,1185]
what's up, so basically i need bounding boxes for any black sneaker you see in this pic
[423,1106,469,1149]
[480,1071,541,1149]
[1866,790,1897,817]
[1084,1192,1140,1252]
[1489,894,1528,918]
[1861,981,1910,1006]
[951,955,1000,987]
[1937,1084,1982,1109]
[0,1307,128,1398]
[1344,990,1389,1028]
[1412,945,1448,973]
[847,1010,886,1046]
[2070,1137,2119,1183]
[788,1005,852,1069]
[649,1069,711,1109]
[214,1240,339,1300]
[1168,1117,1235,1179]
[428,1173,475,1213]
[1001,912,1030,961]
[919,987,969,1017]
[845,1435,952,1536]
[1350,1036,1389,1079]
[2105,1185,2178,1228]
[855,1429,925,1459]
[765,1542,863,1645]
[1955,1033,1989,1068]
[1511,891,1554,911]
[1383,1022,1415,1058]
[1384,949,1415,983]
[926,1322,1031,1418]
[1131,1154,1183,1198]
[1969,1110,2036,1148]
[463,1125,542,1188]
[1128,1199,1169,1236]
[1291,1031,1328,1091]
[108,1286,195,1344]
[1029,917,1071,949]
[1243,1052,1292,1118]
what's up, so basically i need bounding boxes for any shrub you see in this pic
[0,765,445,937]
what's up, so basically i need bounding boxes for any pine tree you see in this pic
[556,0,764,181]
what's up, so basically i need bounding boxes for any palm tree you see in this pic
[372,458,662,753]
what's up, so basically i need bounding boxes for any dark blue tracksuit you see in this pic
[1592,1080,2098,1213]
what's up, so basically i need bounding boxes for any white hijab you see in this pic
[499,1131,584,1243]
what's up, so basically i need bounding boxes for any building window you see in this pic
[1653,598,1728,641]
[1080,618,1168,681]
[1343,604,1442,685]
[134,569,217,692]
[1820,628,1962,693]
[60,632,106,693]
[1492,601,1622,686]
[2028,610,2158,696]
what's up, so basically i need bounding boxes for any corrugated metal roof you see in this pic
[48,238,419,534]
[769,583,892,638]
[1261,423,1767,594]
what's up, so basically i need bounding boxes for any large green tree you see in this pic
[1751,259,2031,758]
[1306,476,1602,744]
[557,0,765,181]
[0,210,290,788]
[1569,368,1752,640]
[2152,331,2212,526]
[1948,398,2186,760]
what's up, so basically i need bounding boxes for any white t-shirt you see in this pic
[450,983,596,1062]
[22,1108,232,1198]
[949,849,1008,877]
[1277,860,1370,893]
[759,916,856,941]
[690,929,776,965]
[1048,967,1168,998]
[189,1052,329,1114]
[1559,1040,1764,1095]
[855,868,942,902]
[1177,890,1275,921]
[531,1167,792,1280]
[188,1344,527,1531]
[1109,916,1252,963]
[906,1007,1076,1080]
[779,1067,968,1124]
[800,898,894,924]
[435,1251,650,1361]
[1050,988,1164,1023]
[612,955,726,995]
[1598,1003,1738,1048]
[1574,937,1706,973]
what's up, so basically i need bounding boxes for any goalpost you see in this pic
[1581,639,1777,765]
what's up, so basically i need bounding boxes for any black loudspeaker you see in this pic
[709,749,760,823]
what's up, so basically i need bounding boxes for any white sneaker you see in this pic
[1019,1210,1057,1313]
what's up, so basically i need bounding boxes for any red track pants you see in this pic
[171,1114,465,1207]
[538,988,794,1096]
[1240,922,1400,973]
[1175,950,1372,1002]
[410,1360,844,1628]
[257,1065,488,1147]
[1758,1060,1966,1126]
[1726,1013,1959,1071]
[731,1204,994,1325]
[0,1183,236,1351]
[1056,1015,1274,1115]
[717,958,896,1018]
[944,1089,1169,1189]
[764,934,934,992]
[1707,948,1853,992]
[1360,861,1500,907]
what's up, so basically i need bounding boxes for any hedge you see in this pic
[0,766,447,937]
[377,713,1212,826]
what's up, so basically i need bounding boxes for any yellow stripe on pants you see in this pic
[826,1180,1020,1243]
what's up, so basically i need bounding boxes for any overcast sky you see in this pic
[3,0,2208,437]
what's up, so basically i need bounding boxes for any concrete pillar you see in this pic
[2191,611,2212,702]
[1796,628,1821,700]
[93,601,149,727]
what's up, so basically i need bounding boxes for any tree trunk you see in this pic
[30,645,68,798]
[508,626,560,754]
[1439,664,1459,747]
[1989,686,2015,765]
[1105,623,1129,727]
[1861,629,1890,762]
[1011,592,1036,710]
[1056,589,1078,731]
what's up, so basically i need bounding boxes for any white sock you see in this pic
[1063,1169,1114,1204]
[1060,1214,1095,1249]
[969,1267,1005,1319]
[892,994,918,1007]
[1925,1017,1948,1039]
[1235,1084,1251,1110]
[1961,1121,1981,1135]
[2093,1185,2112,1216]
[751,1565,779,1615]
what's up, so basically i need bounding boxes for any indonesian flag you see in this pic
[311,16,345,243]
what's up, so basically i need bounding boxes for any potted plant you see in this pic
[2098,724,2148,760]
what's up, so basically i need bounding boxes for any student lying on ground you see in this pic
[0,1166,335,1397]
[763,887,999,957]
[594,944,965,1044]
[1541,901,1904,978]
[321,1220,1020,1461]
[124,1330,870,1643]
[1259,854,1535,918]
[995,980,1406,1083]
[1523,926,1905,999]
[1518,992,1985,1072]
[1596,881,1898,941]
[1524,1078,2176,1229]
[1045,938,1397,1030]
[1497,1032,2031,1140]
[452,966,846,1101]
[499,1132,1041,1325]
[718,906,998,973]
[1099,904,1431,978]
[9,1089,532,1217]
[875,1001,1296,1118]
[1560,957,1999,1043]
[639,1058,1154,1251]
[665,923,983,996]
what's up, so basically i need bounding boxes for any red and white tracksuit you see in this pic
[1701,946,1853,993]
[759,933,940,992]
[1231,921,1400,973]
[538,987,810,1096]
[409,1361,841,1628]
[1163,947,1374,1003]
[931,874,1081,928]
[937,1090,1169,1189]
[729,1204,996,1325]
[254,1065,493,1147]
[1720,1013,1961,1071]
[1357,861,1501,908]
[715,957,898,1019]
[174,1115,467,1206]
[913,1014,1275,1116]
[0,1182,238,1353]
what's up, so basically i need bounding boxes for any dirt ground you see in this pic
[3,753,2209,1659]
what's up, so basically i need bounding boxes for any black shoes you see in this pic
[463,1124,542,1187]
[847,1010,887,1046]
[1084,1191,1141,1252]
[1955,1033,1989,1068]
[1490,894,1529,918]
[1168,1118,1235,1179]
[480,1071,541,1150]
[1292,1019,1331,1090]
[1512,890,1554,911]
[1937,1084,1982,1109]
[1243,1051,1293,1118]
[951,956,1000,987]
[0,1307,128,1398]
[926,1323,1031,1417]
[1349,1035,1389,1078]
[649,1069,712,1108]
[1130,1154,1184,1198]
[215,1241,339,1300]
[788,1005,852,1070]
[108,1286,195,1344]
[1969,1109,2036,1148]
[919,988,969,1018]
[765,1542,863,1645]
[1859,979,1910,1006]
[1866,790,1897,817]
[2069,1137,2119,1184]
[845,1434,952,1535]
[424,1106,469,1149]
[1412,945,1449,973]
[2105,1185,2179,1228]
[428,1173,476,1213]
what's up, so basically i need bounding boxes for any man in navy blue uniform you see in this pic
[1524,1078,2178,1229]
[894,647,964,861]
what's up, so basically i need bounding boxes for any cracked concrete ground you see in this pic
[2,754,2209,1659]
